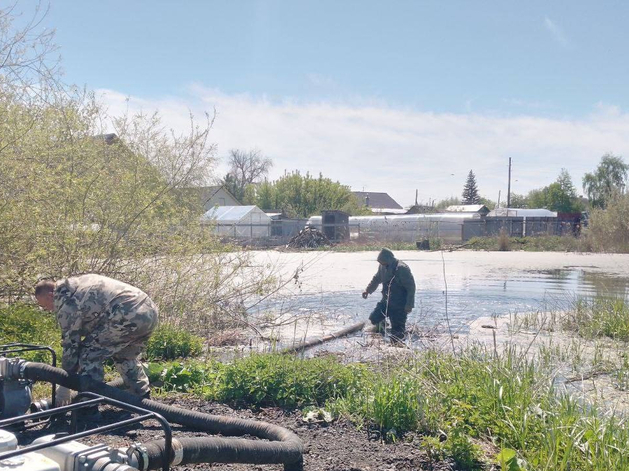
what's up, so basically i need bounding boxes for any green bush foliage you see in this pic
[208,353,371,408]
[145,324,204,360]
[146,361,211,393]
[0,303,61,362]
[585,192,629,253]
[330,373,423,435]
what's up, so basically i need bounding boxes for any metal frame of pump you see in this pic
[0,343,172,471]
[0,343,305,471]
[0,391,172,471]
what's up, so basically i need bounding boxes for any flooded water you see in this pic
[248,251,629,339]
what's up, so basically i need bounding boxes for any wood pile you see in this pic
[286,226,331,248]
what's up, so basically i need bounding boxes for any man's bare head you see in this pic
[34,280,55,311]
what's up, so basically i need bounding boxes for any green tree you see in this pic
[526,169,583,213]
[435,196,461,210]
[508,193,528,209]
[462,170,481,204]
[251,171,362,217]
[479,197,496,209]
[582,154,629,209]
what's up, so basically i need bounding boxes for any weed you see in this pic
[0,303,61,361]
[145,324,204,360]
[140,347,629,471]
[498,228,511,251]
[207,354,371,408]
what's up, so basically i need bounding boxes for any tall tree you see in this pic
[527,169,583,212]
[582,154,629,209]
[508,193,528,209]
[462,170,481,204]
[222,149,272,202]
[251,171,362,217]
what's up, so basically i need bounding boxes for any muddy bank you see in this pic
[20,395,456,471]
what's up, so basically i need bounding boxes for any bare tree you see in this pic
[223,149,273,202]
[0,2,60,97]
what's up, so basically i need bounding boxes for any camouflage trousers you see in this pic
[79,298,158,396]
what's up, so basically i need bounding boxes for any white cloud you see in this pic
[544,16,569,47]
[96,87,629,207]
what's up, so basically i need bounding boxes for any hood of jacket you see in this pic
[377,248,396,265]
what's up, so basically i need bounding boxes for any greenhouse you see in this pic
[307,213,481,243]
[201,205,271,238]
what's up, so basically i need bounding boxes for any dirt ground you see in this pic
[20,394,460,471]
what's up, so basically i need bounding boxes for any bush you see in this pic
[0,303,61,362]
[498,228,511,251]
[585,192,629,252]
[145,324,204,360]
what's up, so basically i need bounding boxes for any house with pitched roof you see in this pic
[352,191,405,214]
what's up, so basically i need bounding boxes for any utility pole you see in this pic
[507,157,512,208]
[415,189,418,206]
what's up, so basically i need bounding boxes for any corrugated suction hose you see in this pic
[21,362,304,471]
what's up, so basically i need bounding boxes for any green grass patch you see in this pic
[467,235,585,252]
[145,324,204,360]
[0,303,61,362]
[565,297,629,341]
[146,347,629,470]
[207,353,372,408]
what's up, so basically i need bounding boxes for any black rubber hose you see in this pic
[21,362,304,470]
[141,437,303,471]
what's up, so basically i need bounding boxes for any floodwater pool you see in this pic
[247,251,629,338]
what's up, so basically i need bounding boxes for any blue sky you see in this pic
[41,1,629,206]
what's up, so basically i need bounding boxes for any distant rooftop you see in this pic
[490,208,557,218]
[446,204,490,215]
[352,191,403,210]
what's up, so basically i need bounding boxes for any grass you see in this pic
[4,302,629,470]
[0,303,61,362]
[467,234,588,252]
[144,346,629,470]
[146,324,204,360]
[569,297,629,340]
[519,296,629,342]
[293,238,445,252]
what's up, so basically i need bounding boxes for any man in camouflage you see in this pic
[35,274,158,404]
[362,248,416,344]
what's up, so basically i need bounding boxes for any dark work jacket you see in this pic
[365,259,416,311]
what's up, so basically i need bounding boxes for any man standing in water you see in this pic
[35,274,159,408]
[362,248,416,344]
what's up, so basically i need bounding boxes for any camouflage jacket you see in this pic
[53,274,152,372]
[365,259,416,311]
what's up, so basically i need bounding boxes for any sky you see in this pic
[35,1,629,207]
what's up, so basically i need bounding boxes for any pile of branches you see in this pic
[286,226,331,249]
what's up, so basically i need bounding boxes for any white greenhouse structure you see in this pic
[201,205,271,239]
[307,213,482,243]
